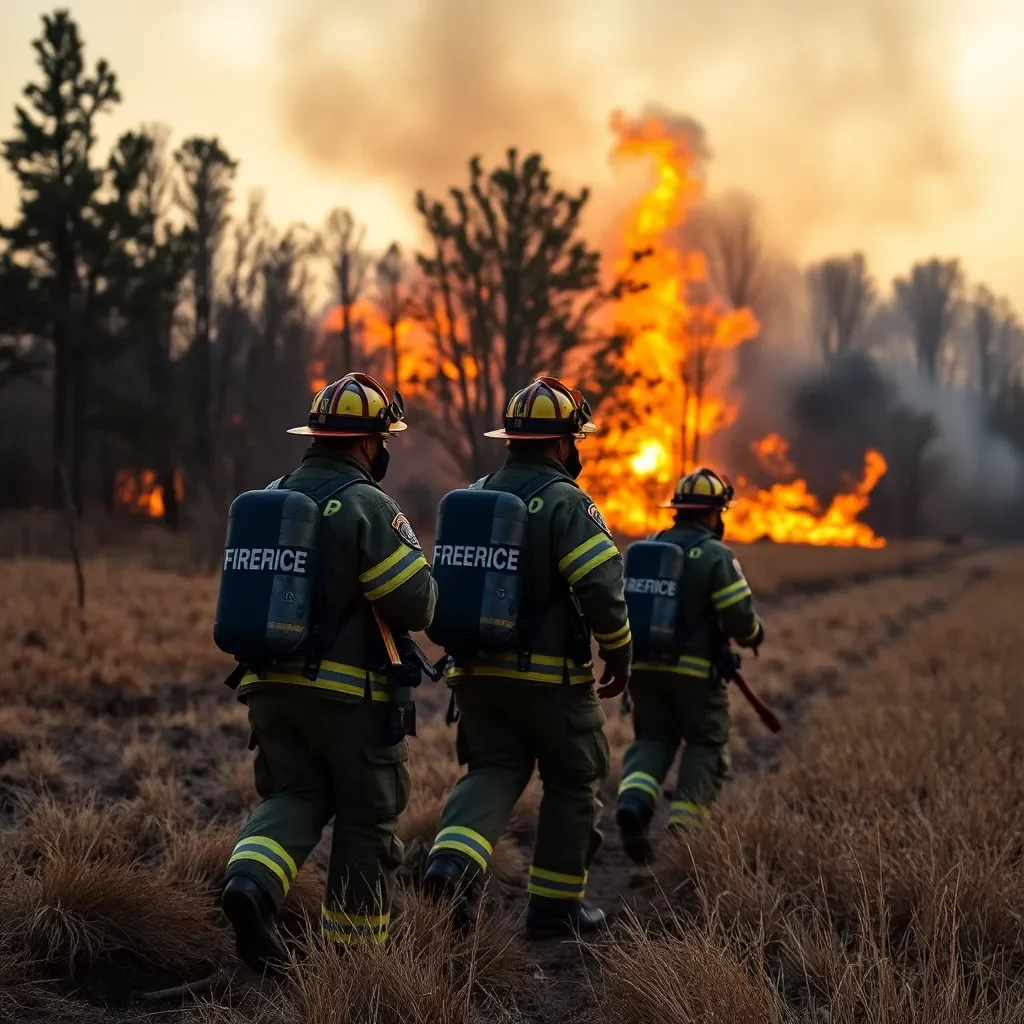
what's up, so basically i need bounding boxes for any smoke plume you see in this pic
[275,0,978,256]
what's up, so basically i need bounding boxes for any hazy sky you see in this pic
[2,0,1022,306]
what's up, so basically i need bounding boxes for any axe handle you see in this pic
[372,607,401,666]
[732,669,782,733]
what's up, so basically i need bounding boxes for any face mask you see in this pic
[369,442,390,481]
[564,441,583,480]
[712,511,725,539]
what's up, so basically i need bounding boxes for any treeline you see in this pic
[0,10,633,524]
[3,10,1023,538]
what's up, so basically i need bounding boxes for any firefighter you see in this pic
[422,376,632,939]
[221,373,437,970]
[615,467,765,864]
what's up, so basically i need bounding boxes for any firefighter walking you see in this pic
[219,373,437,970]
[615,468,765,864]
[422,377,631,938]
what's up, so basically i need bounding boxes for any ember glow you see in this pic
[580,110,887,547]
[114,469,184,519]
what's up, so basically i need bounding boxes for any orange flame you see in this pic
[581,110,886,547]
[114,469,184,519]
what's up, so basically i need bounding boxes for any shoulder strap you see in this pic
[513,473,575,504]
[301,473,372,507]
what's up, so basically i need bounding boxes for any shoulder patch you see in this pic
[391,512,422,551]
[732,557,745,577]
[587,503,611,536]
[688,546,703,559]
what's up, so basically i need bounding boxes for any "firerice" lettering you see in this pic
[624,577,677,596]
[432,544,520,572]
[224,548,309,574]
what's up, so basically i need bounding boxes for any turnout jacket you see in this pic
[632,520,764,680]
[449,452,632,686]
[238,447,437,704]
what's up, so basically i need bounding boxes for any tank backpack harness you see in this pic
[426,473,590,677]
[623,527,713,663]
[214,472,369,690]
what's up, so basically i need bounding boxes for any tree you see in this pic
[1,9,120,504]
[807,253,876,364]
[413,149,640,479]
[375,243,408,390]
[175,136,237,479]
[894,258,962,382]
[322,208,370,374]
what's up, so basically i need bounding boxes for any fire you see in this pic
[310,298,436,395]
[114,469,184,519]
[728,437,887,548]
[581,110,886,547]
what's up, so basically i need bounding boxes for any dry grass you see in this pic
[0,536,1013,1021]
[593,551,1024,1022]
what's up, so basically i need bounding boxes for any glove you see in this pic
[597,647,631,700]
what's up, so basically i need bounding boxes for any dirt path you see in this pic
[513,551,998,1022]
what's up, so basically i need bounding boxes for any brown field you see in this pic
[0,527,1016,1023]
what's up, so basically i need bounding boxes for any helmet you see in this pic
[484,376,597,440]
[662,467,734,510]
[287,372,407,437]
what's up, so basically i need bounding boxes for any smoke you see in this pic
[275,0,978,255]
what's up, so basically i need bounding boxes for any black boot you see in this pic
[221,875,288,973]
[422,854,478,930]
[616,797,654,865]
[524,901,606,940]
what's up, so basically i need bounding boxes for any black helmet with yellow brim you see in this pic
[288,372,407,438]
[484,376,597,440]
[662,467,734,510]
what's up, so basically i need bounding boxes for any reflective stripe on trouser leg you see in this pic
[616,770,660,807]
[226,835,300,900]
[527,865,588,901]
[429,825,493,872]
[321,905,389,945]
[668,800,711,828]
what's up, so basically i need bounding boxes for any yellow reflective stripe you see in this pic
[558,533,607,573]
[669,800,711,823]
[319,659,387,683]
[239,671,391,702]
[711,579,749,601]
[528,884,586,900]
[321,907,389,926]
[239,836,297,879]
[448,666,593,686]
[618,771,660,798]
[739,619,762,643]
[431,826,493,871]
[632,659,711,678]
[593,623,630,644]
[360,544,413,583]
[568,544,618,586]
[529,866,587,885]
[365,553,429,601]
[715,587,752,612]
[601,627,632,651]
[322,928,387,945]
[227,851,290,892]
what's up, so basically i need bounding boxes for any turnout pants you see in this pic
[428,683,609,907]
[224,691,410,945]
[616,672,731,829]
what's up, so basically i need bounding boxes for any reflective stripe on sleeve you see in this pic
[739,619,762,644]
[360,545,429,601]
[594,622,632,650]
[558,533,619,586]
[430,826,493,872]
[527,865,588,901]
[712,578,752,611]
